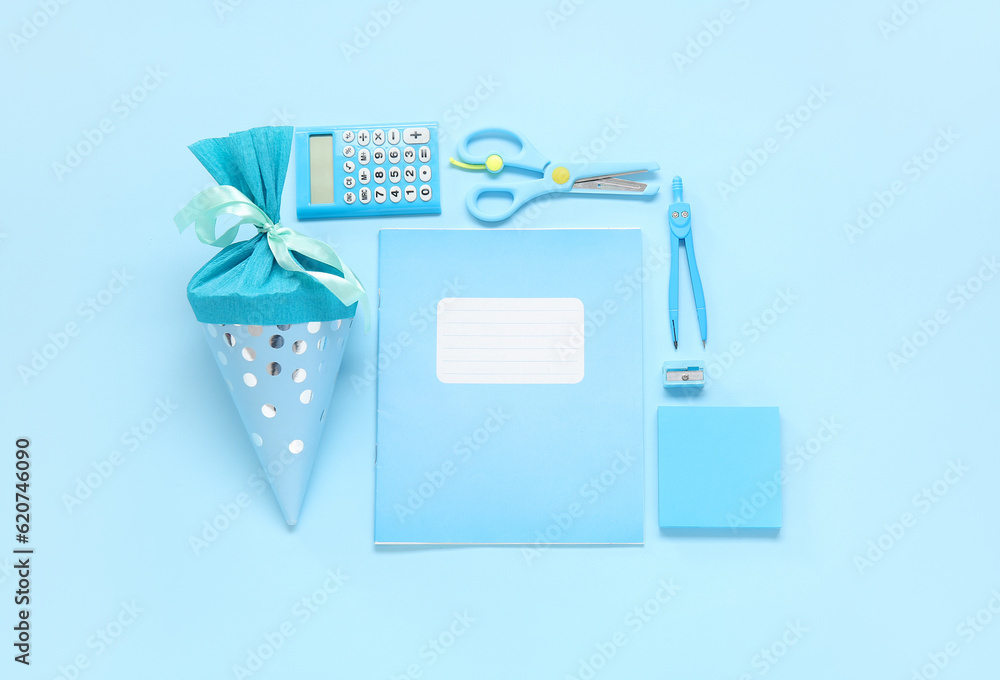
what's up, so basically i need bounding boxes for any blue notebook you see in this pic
[375,229,644,544]
[658,406,781,530]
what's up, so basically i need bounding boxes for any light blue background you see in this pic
[2,1,998,678]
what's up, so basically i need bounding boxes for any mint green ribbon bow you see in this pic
[174,185,370,330]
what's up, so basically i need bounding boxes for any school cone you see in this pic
[202,318,353,525]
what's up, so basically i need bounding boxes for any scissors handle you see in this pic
[465,180,554,222]
[456,128,550,173]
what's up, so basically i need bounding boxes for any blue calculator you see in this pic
[294,123,441,219]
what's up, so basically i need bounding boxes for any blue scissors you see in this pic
[668,176,707,349]
[449,128,659,222]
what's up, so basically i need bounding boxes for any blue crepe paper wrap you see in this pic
[183,126,358,325]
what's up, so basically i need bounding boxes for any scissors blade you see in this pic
[572,173,648,192]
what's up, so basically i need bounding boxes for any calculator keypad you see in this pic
[296,123,439,218]
[343,129,429,203]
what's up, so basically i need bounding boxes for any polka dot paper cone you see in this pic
[203,319,353,525]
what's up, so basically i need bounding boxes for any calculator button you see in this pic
[372,129,385,145]
[374,186,387,203]
[357,130,370,146]
[342,130,355,143]
[343,145,355,158]
[387,147,400,164]
[403,165,417,183]
[359,187,371,204]
[358,167,370,184]
[372,148,385,164]
[404,185,417,202]
[403,146,416,163]
[344,176,355,189]
[388,167,401,183]
[419,184,433,202]
[418,146,431,163]
[343,160,355,173]
[388,186,402,203]
[419,165,432,182]
[343,191,356,204]
[357,148,370,165]
[387,128,400,145]
[373,167,386,184]
[404,127,430,144]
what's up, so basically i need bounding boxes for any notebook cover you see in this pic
[375,229,644,544]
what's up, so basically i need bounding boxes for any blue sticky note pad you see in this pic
[376,229,644,544]
[658,406,781,530]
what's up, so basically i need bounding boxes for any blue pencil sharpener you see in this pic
[662,361,705,390]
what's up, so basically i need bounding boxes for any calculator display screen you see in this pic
[308,134,335,204]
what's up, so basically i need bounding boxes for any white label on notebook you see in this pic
[436,297,584,384]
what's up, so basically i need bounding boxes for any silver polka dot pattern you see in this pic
[203,318,355,488]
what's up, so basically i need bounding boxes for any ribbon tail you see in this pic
[268,233,371,331]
